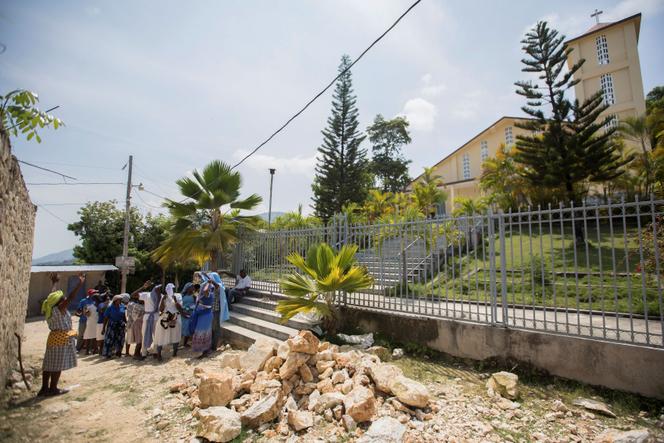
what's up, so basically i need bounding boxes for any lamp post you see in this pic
[268,168,276,228]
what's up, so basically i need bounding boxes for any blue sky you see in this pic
[2,0,663,258]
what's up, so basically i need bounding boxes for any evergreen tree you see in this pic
[514,21,630,205]
[367,114,412,192]
[312,55,371,222]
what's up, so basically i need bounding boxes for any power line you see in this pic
[135,190,165,210]
[230,0,422,170]
[39,202,87,206]
[18,160,77,181]
[35,204,70,224]
[18,159,123,171]
[26,182,124,186]
[179,0,423,204]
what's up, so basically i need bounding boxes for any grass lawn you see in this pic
[385,223,662,316]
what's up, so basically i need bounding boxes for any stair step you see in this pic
[232,303,316,330]
[221,322,283,350]
[228,311,300,341]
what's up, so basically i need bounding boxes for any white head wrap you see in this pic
[166,283,175,297]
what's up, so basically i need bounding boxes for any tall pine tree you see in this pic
[312,55,371,222]
[514,21,630,205]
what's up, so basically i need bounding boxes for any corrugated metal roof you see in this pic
[31,265,118,273]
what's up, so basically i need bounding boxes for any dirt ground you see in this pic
[0,317,225,443]
[1,318,663,443]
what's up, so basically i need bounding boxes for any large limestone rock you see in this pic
[218,351,242,370]
[277,341,291,360]
[299,364,314,383]
[595,429,652,443]
[241,339,278,372]
[343,386,376,423]
[287,330,320,354]
[486,371,519,400]
[196,407,242,442]
[368,363,403,394]
[389,375,430,408]
[198,370,235,408]
[240,392,281,428]
[573,398,616,418]
[287,410,314,431]
[312,391,345,413]
[279,352,310,379]
[358,416,407,443]
[366,346,391,361]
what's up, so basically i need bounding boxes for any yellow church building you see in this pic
[409,12,646,214]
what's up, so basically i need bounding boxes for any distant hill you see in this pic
[257,211,286,221]
[33,249,75,266]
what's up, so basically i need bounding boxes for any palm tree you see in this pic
[620,115,659,195]
[363,190,393,222]
[152,160,262,268]
[412,167,447,217]
[276,243,373,335]
[480,145,529,211]
[452,197,487,217]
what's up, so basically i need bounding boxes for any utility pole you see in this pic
[121,155,133,293]
[268,168,276,228]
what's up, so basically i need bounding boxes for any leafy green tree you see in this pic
[367,115,412,192]
[480,145,530,210]
[276,243,373,334]
[514,21,629,205]
[271,204,322,230]
[646,86,664,114]
[67,201,192,290]
[1,90,62,142]
[452,197,487,217]
[312,55,372,222]
[412,167,447,217]
[619,115,660,195]
[154,160,262,268]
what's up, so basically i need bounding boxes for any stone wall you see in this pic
[0,132,36,391]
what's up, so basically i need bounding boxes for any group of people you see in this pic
[38,269,252,397]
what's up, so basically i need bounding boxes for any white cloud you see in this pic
[420,73,447,97]
[232,150,317,179]
[400,97,437,132]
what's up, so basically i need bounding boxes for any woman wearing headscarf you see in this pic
[101,294,127,358]
[125,281,150,358]
[180,282,199,348]
[153,283,187,361]
[39,272,85,397]
[188,272,219,358]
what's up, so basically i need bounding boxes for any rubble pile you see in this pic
[172,330,433,442]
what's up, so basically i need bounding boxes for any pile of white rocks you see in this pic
[173,330,432,442]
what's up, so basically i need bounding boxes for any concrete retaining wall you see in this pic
[340,307,664,399]
[0,132,36,391]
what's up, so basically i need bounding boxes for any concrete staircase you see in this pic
[221,291,317,349]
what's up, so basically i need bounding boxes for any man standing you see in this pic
[224,269,252,305]
[75,289,97,352]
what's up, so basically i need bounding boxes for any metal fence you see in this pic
[232,197,664,348]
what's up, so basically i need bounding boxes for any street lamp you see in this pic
[268,168,276,228]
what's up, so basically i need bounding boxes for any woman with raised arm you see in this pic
[38,272,85,396]
[189,273,216,358]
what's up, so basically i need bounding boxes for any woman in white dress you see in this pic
[82,302,98,355]
[154,283,187,361]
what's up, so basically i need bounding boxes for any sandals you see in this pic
[47,388,69,396]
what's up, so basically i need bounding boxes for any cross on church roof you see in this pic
[591,8,604,24]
